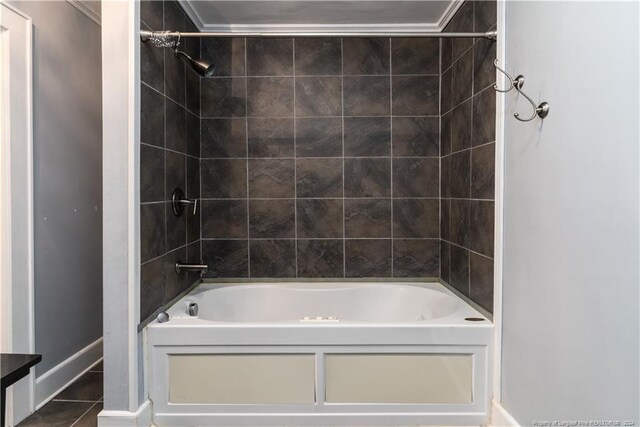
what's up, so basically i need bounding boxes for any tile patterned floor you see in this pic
[17,361,103,427]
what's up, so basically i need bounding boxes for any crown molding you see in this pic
[177,0,462,35]
[66,0,101,26]
[197,22,442,34]
[436,0,464,30]
[178,0,206,30]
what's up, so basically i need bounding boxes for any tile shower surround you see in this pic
[198,36,442,281]
[440,0,497,313]
[139,0,203,322]
[138,0,497,323]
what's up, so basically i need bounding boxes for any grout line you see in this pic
[440,41,474,76]
[442,83,496,117]
[438,196,496,202]
[441,139,497,158]
[183,43,188,113]
[141,79,197,117]
[442,238,494,261]
[141,242,191,266]
[199,51,203,268]
[468,22,476,298]
[198,197,440,201]
[183,93,189,251]
[202,73,440,79]
[291,38,298,277]
[340,37,346,278]
[163,86,168,262]
[244,39,251,278]
[161,33,167,102]
[69,401,101,427]
[293,38,298,278]
[200,155,441,160]
[140,20,152,32]
[201,237,439,241]
[186,108,199,119]
[201,114,441,120]
[140,142,200,161]
[196,72,202,263]
[438,35,443,281]
[442,37,452,283]
[472,0,476,33]
[389,37,394,277]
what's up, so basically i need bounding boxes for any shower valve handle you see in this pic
[177,197,197,215]
[171,188,197,216]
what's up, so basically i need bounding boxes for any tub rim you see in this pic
[149,280,492,328]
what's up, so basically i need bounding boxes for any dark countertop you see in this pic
[1,354,42,388]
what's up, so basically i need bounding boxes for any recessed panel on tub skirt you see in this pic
[168,354,316,404]
[325,354,473,404]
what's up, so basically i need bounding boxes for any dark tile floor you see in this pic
[17,361,103,427]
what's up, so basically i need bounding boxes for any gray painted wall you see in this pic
[8,0,103,375]
[501,1,639,424]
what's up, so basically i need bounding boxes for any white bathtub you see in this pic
[147,281,493,426]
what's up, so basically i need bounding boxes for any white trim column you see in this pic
[0,2,35,423]
[100,0,143,417]
[492,0,506,404]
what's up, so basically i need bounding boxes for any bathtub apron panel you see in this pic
[147,282,493,426]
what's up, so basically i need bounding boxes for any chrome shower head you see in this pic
[140,30,215,78]
[175,49,215,78]
[192,59,216,78]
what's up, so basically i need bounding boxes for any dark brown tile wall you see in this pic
[138,0,497,321]
[440,0,496,313]
[139,0,202,323]
[199,36,441,279]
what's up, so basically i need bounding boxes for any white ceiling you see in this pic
[179,0,461,33]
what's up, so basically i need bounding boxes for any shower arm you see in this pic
[173,48,193,63]
[140,29,497,40]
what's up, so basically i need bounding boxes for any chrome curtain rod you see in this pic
[140,30,497,40]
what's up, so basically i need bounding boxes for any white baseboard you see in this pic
[98,400,153,427]
[35,337,103,409]
[490,400,520,427]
